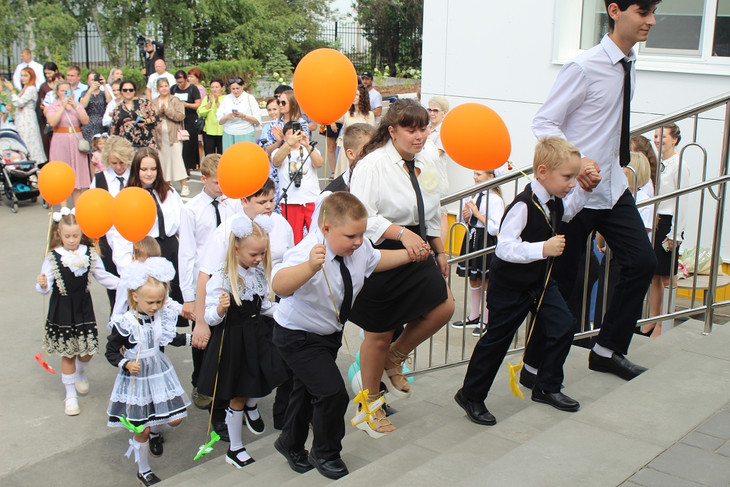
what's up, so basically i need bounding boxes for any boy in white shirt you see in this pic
[271,192,410,480]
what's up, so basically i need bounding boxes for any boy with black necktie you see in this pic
[271,191,410,479]
[455,137,601,425]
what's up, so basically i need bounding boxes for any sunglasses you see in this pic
[121,88,135,93]
[426,108,441,113]
[228,78,243,85]
[277,100,288,106]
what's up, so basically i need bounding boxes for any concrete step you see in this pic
[160,319,730,486]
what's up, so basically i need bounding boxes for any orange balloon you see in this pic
[112,187,156,242]
[293,48,358,124]
[440,103,511,170]
[218,142,270,199]
[75,188,113,239]
[38,161,75,205]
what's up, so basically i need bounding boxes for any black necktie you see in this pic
[334,255,352,324]
[211,199,221,227]
[116,176,125,191]
[469,192,484,227]
[147,188,166,240]
[404,160,426,240]
[619,58,632,167]
[546,199,557,236]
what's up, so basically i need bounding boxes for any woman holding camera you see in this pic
[80,71,112,143]
[46,80,90,205]
[216,77,260,151]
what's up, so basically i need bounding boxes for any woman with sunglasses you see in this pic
[110,80,159,150]
[263,90,310,157]
[216,77,261,151]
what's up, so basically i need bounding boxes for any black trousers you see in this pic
[203,133,223,155]
[191,320,204,387]
[181,120,200,171]
[462,280,575,401]
[273,324,348,461]
[549,190,655,355]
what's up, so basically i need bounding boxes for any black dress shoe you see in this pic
[308,453,349,480]
[519,368,536,389]
[137,470,161,486]
[274,436,314,473]
[531,389,580,412]
[588,350,647,381]
[454,388,496,425]
[148,433,163,457]
[225,447,255,468]
[243,405,265,435]
[212,421,230,443]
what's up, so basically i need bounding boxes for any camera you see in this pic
[94,74,101,83]
[289,161,305,188]
[292,121,302,133]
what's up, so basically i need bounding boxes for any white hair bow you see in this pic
[52,207,75,222]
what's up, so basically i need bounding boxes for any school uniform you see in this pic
[349,140,447,332]
[178,191,238,389]
[456,189,504,280]
[461,181,587,400]
[89,167,130,306]
[272,226,380,461]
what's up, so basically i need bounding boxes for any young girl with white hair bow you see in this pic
[105,257,192,486]
[36,207,119,416]
[197,214,287,469]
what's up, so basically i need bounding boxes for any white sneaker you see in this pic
[75,375,89,395]
[64,396,80,416]
[180,185,190,197]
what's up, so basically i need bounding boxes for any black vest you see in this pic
[489,185,564,290]
[94,171,108,191]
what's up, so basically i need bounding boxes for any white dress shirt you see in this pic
[656,153,690,241]
[89,167,130,197]
[72,83,88,102]
[635,180,655,233]
[178,192,239,302]
[272,145,322,205]
[496,180,588,264]
[533,34,633,210]
[204,264,275,325]
[199,211,294,276]
[36,245,119,294]
[273,226,381,335]
[461,190,505,236]
[216,92,261,135]
[102,98,119,127]
[109,188,183,269]
[13,60,45,90]
[350,139,442,244]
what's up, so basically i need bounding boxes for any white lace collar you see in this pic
[56,245,89,277]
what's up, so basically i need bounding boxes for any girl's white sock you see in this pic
[75,358,88,380]
[469,285,482,321]
[226,407,245,451]
[61,373,76,398]
[244,398,260,420]
[131,438,151,474]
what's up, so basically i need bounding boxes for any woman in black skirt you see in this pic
[349,99,454,435]
[647,123,689,337]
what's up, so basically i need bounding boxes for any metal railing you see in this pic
[411,92,730,374]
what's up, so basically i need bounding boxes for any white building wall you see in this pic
[422,0,730,262]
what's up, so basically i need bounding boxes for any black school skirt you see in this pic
[349,226,449,333]
[653,214,681,276]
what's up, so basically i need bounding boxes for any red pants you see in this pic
[282,202,315,243]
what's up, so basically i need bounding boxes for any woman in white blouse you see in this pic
[646,123,689,337]
[216,77,261,150]
[349,99,454,435]
[112,148,185,324]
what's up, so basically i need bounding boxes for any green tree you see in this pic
[354,0,423,69]
[31,1,80,62]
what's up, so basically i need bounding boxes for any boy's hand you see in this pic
[577,158,602,192]
[125,361,141,375]
[309,243,326,271]
[37,274,48,290]
[543,235,566,257]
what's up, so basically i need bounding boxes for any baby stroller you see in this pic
[0,128,46,213]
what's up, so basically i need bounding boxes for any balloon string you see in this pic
[41,211,53,365]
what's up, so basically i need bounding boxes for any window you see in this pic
[579,0,729,58]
